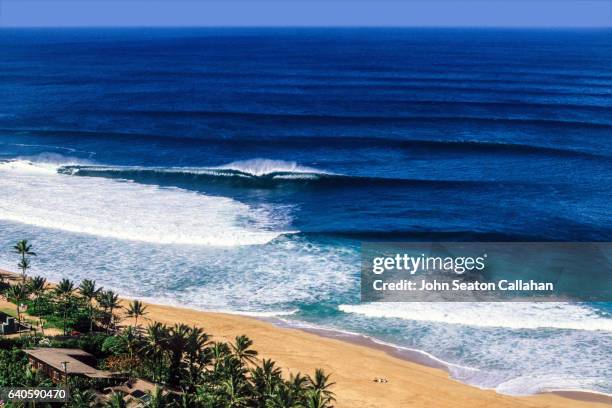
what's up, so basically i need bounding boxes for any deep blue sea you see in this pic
[0,28,611,395]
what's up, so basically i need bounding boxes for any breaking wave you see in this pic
[0,159,289,246]
[339,302,612,331]
[58,159,520,190]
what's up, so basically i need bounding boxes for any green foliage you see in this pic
[0,349,29,386]
[105,392,127,408]
[79,279,101,333]
[132,323,335,407]
[68,388,97,407]
[148,386,173,408]
[97,290,121,333]
[232,334,259,365]
[102,335,127,355]
[51,333,111,358]
[54,278,76,335]
[5,284,29,327]
[25,291,55,316]
[0,322,336,408]
[0,336,29,350]
[13,240,36,258]
[126,299,148,328]
[0,251,336,407]
[13,239,36,282]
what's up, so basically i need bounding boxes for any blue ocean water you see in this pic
[0,28,611,395]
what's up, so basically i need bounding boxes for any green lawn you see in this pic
[0,304,57,330]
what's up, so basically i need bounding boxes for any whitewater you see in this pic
[0,156,610,397]
[1,27,611,398]
[0,159,286,246]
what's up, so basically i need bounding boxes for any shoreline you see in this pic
[130,302,612,407]
[266,316,612,405]
[1,269,610,407]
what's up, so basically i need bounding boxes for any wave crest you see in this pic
[59,161,510,191]
[214,159,325,177]
[0,160,288,246]
[339,302,612,331]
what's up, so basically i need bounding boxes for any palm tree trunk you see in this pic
[89,303,94,332]
[21,254,25,282]
[107,307,113,333]
[63,304,67,335]
[15,304,20,328]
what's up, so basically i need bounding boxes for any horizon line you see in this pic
[2,25,611,29]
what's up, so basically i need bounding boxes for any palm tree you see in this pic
[175,393,198,408]
[307,369,335,403]
[78,279,100,333]
[98,290,121,333]
[147,386,172,408]
[210,341,232,375]
[125,300,148,329]
[304,389,333,408]
[69,389,97,407]
[195,386,224,407]
[27,276,47,311]
[231,335,258,366]
[54,278,74,335]
[23,365,52,387]
[265,384,301,408]
[13,240,36,282]
[141,322,169,383]
[211,341,231,360]
[17,258,32,283]
[251,359,282,405]
[251,358,282,399]
[118,325,141,360]
[222,373,250,408]
[167,323,190,385]
[6,284,29,328]
[179,326,210,391]
[288,372,309,397]
[105,392,126,408]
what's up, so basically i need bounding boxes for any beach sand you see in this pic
[1,269,610,407]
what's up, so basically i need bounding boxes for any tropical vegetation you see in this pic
[0,240,336,407]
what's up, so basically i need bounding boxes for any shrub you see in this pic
[101,335,127,355]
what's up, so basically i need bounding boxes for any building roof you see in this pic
[24,348,115,379]
[105,378,178,407]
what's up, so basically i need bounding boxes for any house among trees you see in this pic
[25,348,120,384]
[0,311,17,334]
[104,378,178,407]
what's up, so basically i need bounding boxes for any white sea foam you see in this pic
[0,220,358,314]
[273,317,478,371]
[61,159,328,179]
[0,159,286,246]
[61,164,245,177]
[215,158,324,176]
[339,302,612,331]
[272,173,320,180]
[494,374,612,396]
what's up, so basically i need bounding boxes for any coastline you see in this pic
[119,301,612,408]
[1,269,610,407]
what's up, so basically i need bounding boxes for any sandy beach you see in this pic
[1,269,610,408]
[120,302,612,408]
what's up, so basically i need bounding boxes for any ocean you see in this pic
[0,28,610,396]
